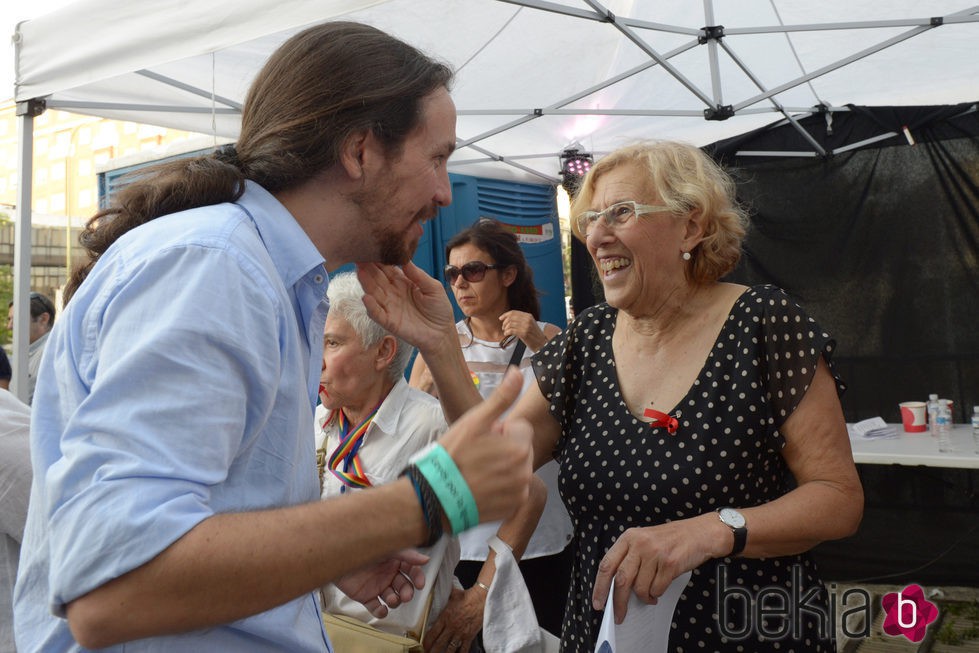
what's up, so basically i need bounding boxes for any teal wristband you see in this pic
[412,444,479,534]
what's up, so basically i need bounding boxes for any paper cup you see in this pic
[899,401,927,432]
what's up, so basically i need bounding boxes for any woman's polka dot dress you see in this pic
[532,285,842,653]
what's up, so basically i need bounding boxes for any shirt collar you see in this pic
[236,180,325,287]
[372,377,411,435]
[29,331,49,355]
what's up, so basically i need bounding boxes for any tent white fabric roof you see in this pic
[14,0,979,183]
[7,0,979,401]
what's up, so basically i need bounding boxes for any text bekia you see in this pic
[715,564,871,641]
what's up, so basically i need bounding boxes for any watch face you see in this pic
[719,507,746,528]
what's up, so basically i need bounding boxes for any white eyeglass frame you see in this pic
[574,200,673,236]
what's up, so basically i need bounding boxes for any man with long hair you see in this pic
[14,22,534,652]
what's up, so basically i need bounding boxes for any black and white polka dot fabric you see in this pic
[532,285,843,653]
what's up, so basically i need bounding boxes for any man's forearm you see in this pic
[67,478,426,648]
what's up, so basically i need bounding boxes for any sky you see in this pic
[2,1,77,102]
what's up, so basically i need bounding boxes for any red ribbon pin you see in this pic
[643,407,679,435]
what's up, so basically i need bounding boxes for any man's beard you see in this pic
[376,224,414,266]
[350,176,429,266]
[368,201,434,266]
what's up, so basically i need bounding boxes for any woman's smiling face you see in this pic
[585,163,686,314]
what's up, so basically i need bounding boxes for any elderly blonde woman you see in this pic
[316,273,544,653]
[358,140,864,653]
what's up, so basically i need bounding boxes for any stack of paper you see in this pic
[850,417,898,439]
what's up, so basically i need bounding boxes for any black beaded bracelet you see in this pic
[401,464,444,547]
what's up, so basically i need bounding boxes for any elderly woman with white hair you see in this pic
[315,273,544,653]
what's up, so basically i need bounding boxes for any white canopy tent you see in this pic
[8,0,979,400]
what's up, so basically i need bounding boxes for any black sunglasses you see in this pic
[444,261,505,284]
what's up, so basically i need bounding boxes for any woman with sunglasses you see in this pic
[362,142,862,653]
[409,218,572,645]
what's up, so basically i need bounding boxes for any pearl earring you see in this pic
[682,251,692,261]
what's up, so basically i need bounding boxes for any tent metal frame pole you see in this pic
[135,70,243,110]
[723,11,979,36]
[731,104,978,159]
[495,0,601,22]
[11,104,39,403]
[452,152,570,165]
[735,151,820,158]
[495,0,979,36]
[459,106,790,117]
[47,100,241,115]
[461,109,711,117]
[780,114,827,157]
[734,24,932,111]
[830,132,904,154]
[733,6,979,111]
[456,39,699,149]
[584,0,714,108]
[703,0,724,107]
[496,0,701,35]
[460,142,558,184]
[719,40,827,156]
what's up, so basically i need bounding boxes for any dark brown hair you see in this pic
[446,218,541,319]
[65,21,453,303]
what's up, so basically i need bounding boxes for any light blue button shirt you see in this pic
[14,181,333,652]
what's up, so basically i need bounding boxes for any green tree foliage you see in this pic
[0,264,11,345]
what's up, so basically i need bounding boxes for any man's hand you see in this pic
[357,262,455,354]
[336,549,429,618]
[438,367,534,525]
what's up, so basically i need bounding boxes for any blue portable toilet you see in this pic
[331,173,567,329]
[429,173,566,329]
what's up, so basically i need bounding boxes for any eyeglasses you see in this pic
[444,261,505,284]
[574,200,673,236]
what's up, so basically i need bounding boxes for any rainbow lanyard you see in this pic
[328,402,382,492]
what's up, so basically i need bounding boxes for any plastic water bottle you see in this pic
[971,405,979,454]
[927,394,940,438]
[936,400,952,452]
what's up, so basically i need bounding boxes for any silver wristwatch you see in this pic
[717,507,747,557]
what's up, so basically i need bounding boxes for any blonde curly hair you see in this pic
[569,141,747,284]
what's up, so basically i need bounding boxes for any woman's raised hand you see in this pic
[499,310,548,351]
[357,262,455,354]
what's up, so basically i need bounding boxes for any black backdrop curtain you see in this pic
[712,103,979,425]
[711,105,979,586]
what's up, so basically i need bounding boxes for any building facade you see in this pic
[0,100,209,338]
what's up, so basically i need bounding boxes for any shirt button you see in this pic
[313,274,324,284]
